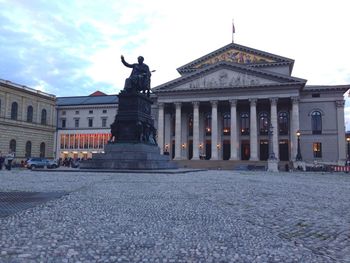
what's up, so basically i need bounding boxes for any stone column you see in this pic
[157,102,165,154]
[249,98,258,160]
[211,100,218,160]
[336,100,346,163]
[291,97,300,161]
[192,101,200,160]
[174,102,182,160]
[229,99,238,160]
[270,98,279,159]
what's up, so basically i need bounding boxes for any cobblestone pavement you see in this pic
[0,169,349,262]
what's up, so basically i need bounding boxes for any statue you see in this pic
[121,55,151,97]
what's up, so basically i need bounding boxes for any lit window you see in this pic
[240,112,249,135]
[259,112,269,135]
[313,142,322,158]
[223,112,230,135]
[205,113,211,136]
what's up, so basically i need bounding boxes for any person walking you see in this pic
[5,151,15,170]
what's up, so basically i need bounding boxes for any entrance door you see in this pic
[223,140,230,160]
[241,141,250,160]
[279,140,289,161]
[188,140,193,160]
[205,140,211,160]
[260,140,269,160]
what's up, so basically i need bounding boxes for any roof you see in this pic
[177,42,294,75]
[0,79,56,99]
[89,90,107,96]
[56,95,118,106]
[304,85,350,92]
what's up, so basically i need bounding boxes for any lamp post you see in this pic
[296,130,302,161]
[346,137,350,161]
[268,123,276,160]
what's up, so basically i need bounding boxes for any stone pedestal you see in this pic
[81,92,177,170]
[267,159,279,172]
[293,161,306,171]
[80,143,177,170]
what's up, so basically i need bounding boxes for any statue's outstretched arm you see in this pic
[121,55,133,68]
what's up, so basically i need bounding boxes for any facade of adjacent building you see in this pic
[0,79,56,161]
[55,92,118,160]
[152,42,350,164]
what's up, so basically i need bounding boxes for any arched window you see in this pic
[240,112,249,135]
[278,112,289,135]
[9,139,16,153]
[27,106,33,122]
[223,112,230,135]
[311,111,322,134]
[40,142,46,158]
[11,102,18,120]
[188,114,193,136]
[25,141,32,158]
[205,113,211,136]
[259,112,269,135]
[41,109,47,125]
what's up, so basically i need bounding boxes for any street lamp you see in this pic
[296,130,302,161]
[268,123,276,160]
[346,137,350,161]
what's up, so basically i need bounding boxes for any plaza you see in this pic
[0,169,349,262]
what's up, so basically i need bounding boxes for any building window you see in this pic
[40,142,46,158]
[41,109,47,125]
[313,142,322,158]
[101,118,107,128]
[62,111,66,115]
[171,115,175,136]
[188,114,193,136]
[61,119,66,128]
[26,105,33,122]
[88,118,93,127]
[223,112,230,135]
[311,111,322,134]
[75,111,79,114]
[278,112,289,135]
[75,118,80,128]
[9,139,16,153]
[102,109,107,114]
[11,102,18,120]
[205,113,211,136]
[259,112,269,135]
[89,110,93,114]
[240,112,249,135]
[25,141,32,158]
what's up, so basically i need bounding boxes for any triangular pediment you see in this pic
[153,62,305,93]
[177,42,294,74]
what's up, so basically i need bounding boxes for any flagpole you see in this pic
[232,19,235,43]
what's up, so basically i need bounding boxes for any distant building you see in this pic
[55,91,118,160]
[152,42,350,164]
[0,79,56,161]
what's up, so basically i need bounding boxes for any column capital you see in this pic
[174,102,182,108]
[192,101,200,107]
[291,96,300,103]
[270,97,278,105]
[229,99,237,106]
[210,100,218,107]
[336,100,345,108]
[249,98,257,106]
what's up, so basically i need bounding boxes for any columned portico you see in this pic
[157,102,164,154]
[270,98,279,159]
[211,100,218,160]
[291,97,300,160]
[249,99,258,160]
[174,102,182,160]
[230,99,238,160]
[192,101,200,160]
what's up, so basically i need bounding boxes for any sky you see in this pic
[1,0,350,126]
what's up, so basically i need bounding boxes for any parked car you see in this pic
[25,158,58,169]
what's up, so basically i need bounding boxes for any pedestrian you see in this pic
[6,151,15,170]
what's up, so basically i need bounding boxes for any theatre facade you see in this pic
[152,43,350,164]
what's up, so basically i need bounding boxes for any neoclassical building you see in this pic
[152,42,350,164]
[55,91,117,160]
[0,79,56,160]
